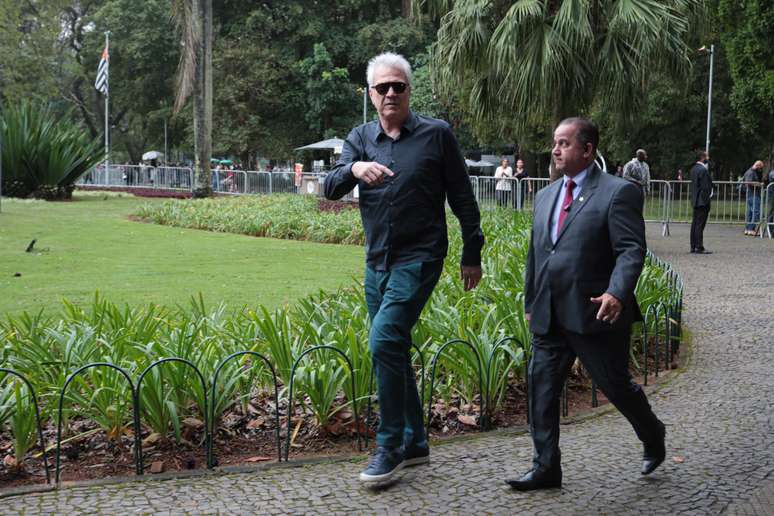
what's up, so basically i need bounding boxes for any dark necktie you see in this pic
[556,179,576,234]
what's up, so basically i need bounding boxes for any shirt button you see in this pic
[551,250,555,255]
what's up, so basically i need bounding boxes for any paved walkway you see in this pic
[2,224,773,515]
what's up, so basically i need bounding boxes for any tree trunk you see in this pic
[192,0,213,198]
[401,0,411,17]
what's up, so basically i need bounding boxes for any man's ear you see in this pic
[584,143,593,159]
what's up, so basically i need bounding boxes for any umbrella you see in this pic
[142,150,164,161]
[465,159,496,168]
[295,138,345,153]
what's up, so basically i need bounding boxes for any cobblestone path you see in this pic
[2,224,773,515]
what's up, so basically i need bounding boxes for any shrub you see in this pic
[0,100,103,199]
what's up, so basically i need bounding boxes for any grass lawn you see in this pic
[0,192,364,316]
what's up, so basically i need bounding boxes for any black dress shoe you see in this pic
[694,248,713,254]
[642,424,666,475]
[505,467,562,491]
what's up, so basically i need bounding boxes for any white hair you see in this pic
[366,53,412,87]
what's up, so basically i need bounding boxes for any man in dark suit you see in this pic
[690,151,713,253]
[506,117,665,491]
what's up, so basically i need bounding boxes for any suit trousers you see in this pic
[528,324,663,470]
[365,261,443,449]
[690,205,710,250]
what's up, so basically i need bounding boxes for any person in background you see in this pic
[742,160,765,236]
[615,163,624,177]
[677,168,684,181]
[211,163,222,191]
[494,158,514,207]
[623,149,651,196]
[690,151,713,254]
[513,158,531,209]
[767,165,774,234]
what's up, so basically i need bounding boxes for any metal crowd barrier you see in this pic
[78,165,194,191]
[212,170,246,194]
[669,180,765,225]
[78,167,774,235]
[763,183,774,238]
[518,178,551,211]
[644,180,673,235]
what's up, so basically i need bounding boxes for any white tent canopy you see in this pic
[295,138,344,154]
[465,159,496,168]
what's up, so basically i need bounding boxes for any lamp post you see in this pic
[698,44,715,155]
[362,86,368,124]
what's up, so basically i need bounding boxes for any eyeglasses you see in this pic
[371,82,407,95]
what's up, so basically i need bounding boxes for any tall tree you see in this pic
[173,0,213,197]
[0,0,64,102]
[715,0,774,162]
[416,0,706,179]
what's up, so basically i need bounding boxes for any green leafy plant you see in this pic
[0,378,39,471]
[293,359,348,429]
[0,100,103,199]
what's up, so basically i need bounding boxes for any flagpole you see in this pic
[104,31,110,183]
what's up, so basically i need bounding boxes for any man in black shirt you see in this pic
[689,150,713,254]
[324,52,484,483]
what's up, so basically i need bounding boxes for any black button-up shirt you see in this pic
[323,111,484,271]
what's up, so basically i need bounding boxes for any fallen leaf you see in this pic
[324,421,345,436]
[245,456,272,462]
[142,433,163,447]
[458,414,478,427]
[673,456,685,463]
[183,417,205,430]
[246,417,266,430]
[149,461,164,474]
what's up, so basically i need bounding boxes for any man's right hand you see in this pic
[525,312,531,321]
[352,161,394,185]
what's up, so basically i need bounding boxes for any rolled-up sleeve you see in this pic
[323,128,361,200]
[441,126,485,266]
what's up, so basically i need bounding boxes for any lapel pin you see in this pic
[579,196,584,202]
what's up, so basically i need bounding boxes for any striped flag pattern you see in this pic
[94,47,109,95]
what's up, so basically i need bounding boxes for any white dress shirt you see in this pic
[551,167,590,244]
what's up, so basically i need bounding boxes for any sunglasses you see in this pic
[371,82,408,95]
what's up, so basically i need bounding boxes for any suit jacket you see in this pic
[524,164,645,336]
[690,162,713,208]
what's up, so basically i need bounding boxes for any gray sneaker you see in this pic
[403,444,430,467]
[359,446,405,482]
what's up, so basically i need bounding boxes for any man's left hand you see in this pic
[590,293,623,324]
[460,265,482,291]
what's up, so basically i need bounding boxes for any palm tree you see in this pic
[172,0,213,197]
[416,0,705,179]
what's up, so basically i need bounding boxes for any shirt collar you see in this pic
[371,111,418,142]
[563,165,590,188]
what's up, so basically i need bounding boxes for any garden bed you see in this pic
[77,185,193,199]
[0,349,685,491]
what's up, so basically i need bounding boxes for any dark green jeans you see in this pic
[365,260,443,449]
